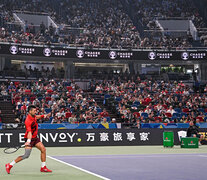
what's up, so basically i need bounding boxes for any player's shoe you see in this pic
[5,163,13,174]
[40,166,52,172]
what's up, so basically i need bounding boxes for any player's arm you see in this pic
[25,131,32,146]
[36,113,50,120]
[25,120,32,146]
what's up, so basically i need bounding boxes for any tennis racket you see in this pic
[4,145,25,154]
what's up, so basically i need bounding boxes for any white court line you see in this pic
[198,155,207,158]
[47,156,110,180]
[50,154,206,159]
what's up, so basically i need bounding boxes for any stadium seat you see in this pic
[14,81,20,87]
[182,108,189,113]
[198,108,205,113]
[115,97,122,102]
[106,117,111,122]
[65,112,72,118]
[141,112,148,118]
[104,94,110,99]
[196,116,204,122]
[133,101,140,106]
[133,112,140,117]
[45,108,52,113]
[180,112,187,117]
[18,104,23,110]
[38,97,43,101]
[174,108,181,113]
[47,89,53,94]
[30,96,36,102]
[165,113,172,118]
[45,97,51,102]
[25,89,31,95]
[96,108,102,113]
[172,113,180,118]
[154,117,162,122]
[15,97,21,103]
[131,104,138,109]
[171,116,180,121]
[67,86,72,91]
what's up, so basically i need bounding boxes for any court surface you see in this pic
[1,146,207,180]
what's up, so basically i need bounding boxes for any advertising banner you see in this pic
[1,129,207,147]
[0,43,206,61]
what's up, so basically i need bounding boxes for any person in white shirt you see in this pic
[167,106,176,115]
[144,106,152,114]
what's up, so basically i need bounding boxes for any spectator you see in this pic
[187,120,204,145]
[167,106,176,115]
[100,108,109,117]
[68,114,77,123]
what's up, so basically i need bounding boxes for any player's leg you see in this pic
[35,141,46,162]
[5,146,32,174]
[35,141,52,172]
[15,146,32,163]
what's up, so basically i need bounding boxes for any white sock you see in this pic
[41,162,46,167]
[10,160,16,166]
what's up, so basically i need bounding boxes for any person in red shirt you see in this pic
[100,108,109,117]
[5,105,52,174]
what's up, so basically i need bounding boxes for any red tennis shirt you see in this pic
[24,114,38,139]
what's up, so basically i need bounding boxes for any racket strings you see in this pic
[4,147,18,154]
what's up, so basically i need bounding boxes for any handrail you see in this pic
[0,42,206,51]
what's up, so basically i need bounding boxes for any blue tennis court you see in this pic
[49,153,207,180]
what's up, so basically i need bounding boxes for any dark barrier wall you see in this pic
[0,43,206,61]
[1,129,207,147]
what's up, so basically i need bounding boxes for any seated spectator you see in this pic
[77,113,86,123]
[1,87,8,101]
[111,118,116,123]
[187,120,204,145]
[125,109,134,123]
[94,114,102,123]
[144,106,152,114]
[100,108,109,117]
[68,114,77,123]
[51,116,60,124]
[167,106,176,115]
[101,117,108,124]
[132,119,141,129]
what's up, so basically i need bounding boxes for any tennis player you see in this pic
[5,105,52,174]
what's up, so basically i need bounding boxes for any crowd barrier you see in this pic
[0,128,207,147]
[1,123,207,130]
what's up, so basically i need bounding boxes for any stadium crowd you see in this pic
[0,77,207,125]
[1,79,110,124]
[130,0,207,48]
[90,77,207,124]
[0,0,141,48]
[0,0,206,48]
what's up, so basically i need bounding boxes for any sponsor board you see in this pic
[0,129,159,147]
[0,128,197,147]
[0,43,206,61]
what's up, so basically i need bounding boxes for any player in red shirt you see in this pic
[5,105,52,174]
